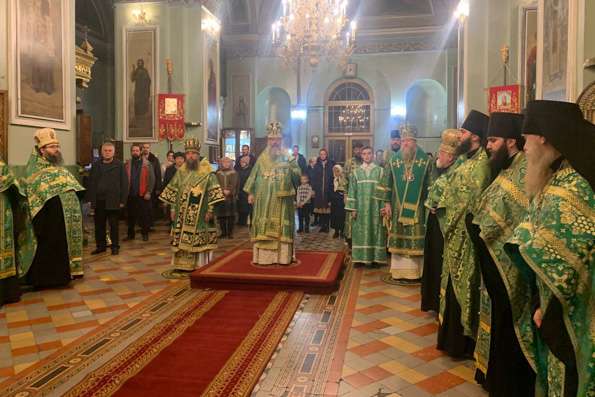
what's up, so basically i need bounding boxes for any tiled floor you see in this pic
[0,222,486,396]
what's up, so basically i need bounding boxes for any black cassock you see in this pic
[436,276,476,359]
[27,196,72,288]
[466,213,536,397]
[421,211,443,312]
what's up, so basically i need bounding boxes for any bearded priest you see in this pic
[159,138,225,271]
[23,128,85,288]
[378,124,430,282]
[244,122,302,265]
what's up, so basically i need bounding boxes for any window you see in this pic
[326,81,373,134]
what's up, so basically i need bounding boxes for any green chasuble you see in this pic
[23,151,84,276]
[424,157,465,233]
[440,148,491,337]
[471,153,533,376]
[345,163,387,264]
[378,147,430,256]
[243,148,301,259]
[343,156,363,240]
[159,159,224,270]
[0,163,35,282]
[505,162,594,397]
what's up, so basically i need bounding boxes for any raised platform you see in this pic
[190,249,345,294]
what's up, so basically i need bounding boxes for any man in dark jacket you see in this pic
[311,148,335,233]
[234,144,256,171]
[126,144,155,241]
[142,143,161,224]
[292,145,307,174]
[86,142,129,255]
[163,152,185,188]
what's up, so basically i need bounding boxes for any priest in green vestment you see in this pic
[420,129,462,312]
[437,110,491,359]
[378,125,430,281]
[23,128,85,288]
[244,122,301,265]
[0,160,32,305]
[345,147,387,267]
[159,138,225,271]
[343,142,363,243]
[466,112,536,396]
[504,100,594,397]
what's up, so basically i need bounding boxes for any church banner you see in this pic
[158,94,185,141]
[488,85,520,113]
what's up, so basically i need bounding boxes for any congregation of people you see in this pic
[0,98,593,396]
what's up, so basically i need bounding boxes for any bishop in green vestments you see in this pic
[505,101,594,397]
[378,125,430,281]
[466,112,535,396]
[159,138,225,271]
[23,129,85,288]
[244,122,301,265]
[345,147,387,267]
[437,110,491,359]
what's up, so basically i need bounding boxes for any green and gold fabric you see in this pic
[23,151,84,276]
[505,162,594,397]
[440,148,491,337]
[377,147,430,256]
[243,148,301,250]
[346,163,387,264]
[0,162,22,280]
[424,156,465,233]
[343,156,363,240]
[471,153,533,375]
[159,158,224,269]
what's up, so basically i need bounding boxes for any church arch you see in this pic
[255,86,291,138]
[404,79,447,138]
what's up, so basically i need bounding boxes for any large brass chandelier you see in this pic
[272,0,356,68]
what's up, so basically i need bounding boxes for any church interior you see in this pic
[0,1,593,396]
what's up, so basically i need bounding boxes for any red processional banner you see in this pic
[488,85,521,113]
[158,94,185,141]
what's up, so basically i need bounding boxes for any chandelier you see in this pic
[338,104,368,131]
[272,0,356,68]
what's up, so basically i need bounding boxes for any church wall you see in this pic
[225,49,450,159]
[114,3,205,162]
[464,0,592,114]
[0,0,77,167]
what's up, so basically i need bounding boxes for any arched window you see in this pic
[326,80,373,134]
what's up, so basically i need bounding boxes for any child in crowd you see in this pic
[296,174,314,233]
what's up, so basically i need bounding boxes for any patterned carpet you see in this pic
[0,222,487,397]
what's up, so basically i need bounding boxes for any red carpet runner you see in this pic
[191,249,345,294]
[67,289,303,397]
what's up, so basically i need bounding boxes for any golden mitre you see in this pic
[439,129,460,155]
[399,124,418,140]
[266,121,283,139]
[184,137,201,153]
[34,128,59,148]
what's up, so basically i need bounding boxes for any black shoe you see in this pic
[91,248,106,255]
[142,234,149,241]
[111,248,119,255]
[305,228,310,233]
[353,262,365,268]
[332,231,339,238]
[297,229,304,233]
[123,235,135,241]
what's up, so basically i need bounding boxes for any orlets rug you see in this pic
[191,249,345,294]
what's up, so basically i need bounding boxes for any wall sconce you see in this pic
[454,0,469,23]
[132,8,149,24]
